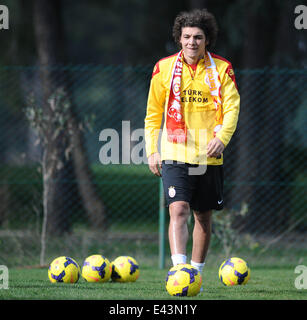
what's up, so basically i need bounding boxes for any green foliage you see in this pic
[92,164,159,228]
[0,164,159,229]
[290,173,307,231]
[212,202,251,258]
[25,87,72,151]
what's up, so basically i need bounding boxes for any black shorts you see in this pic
[161,161,224,212]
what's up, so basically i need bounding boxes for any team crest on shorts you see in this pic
[168,186,176,198]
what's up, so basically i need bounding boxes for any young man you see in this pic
[144,9,240,275]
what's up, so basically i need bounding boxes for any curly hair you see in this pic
[172,9,218,51]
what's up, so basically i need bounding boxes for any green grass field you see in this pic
[1,264,306,300]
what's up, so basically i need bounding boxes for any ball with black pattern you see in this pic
[165,263,202,296]
[48,256,80,283]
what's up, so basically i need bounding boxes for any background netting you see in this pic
[0,65,306,268]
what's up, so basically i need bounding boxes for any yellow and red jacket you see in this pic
[144,52,240,165]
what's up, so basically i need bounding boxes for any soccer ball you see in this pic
[165,264,202,297]
[219,257,250,286]
[82,254,112,282]
[111,256,140,282]
[48,256,80,283]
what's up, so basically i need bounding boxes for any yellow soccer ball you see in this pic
[165,264,202,297]
[219,257,250,286]
[48,256,80,283]
[111,256,140,282]
[81,254,112,282]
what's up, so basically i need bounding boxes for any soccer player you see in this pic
[144,9,240,276]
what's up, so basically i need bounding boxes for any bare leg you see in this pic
[191,210,212,263]
[168,201,190,255]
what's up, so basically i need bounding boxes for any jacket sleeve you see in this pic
[144,63,166,157]
[215,65,240,147]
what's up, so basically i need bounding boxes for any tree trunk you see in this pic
[232,1,288,232]
[33,0,106,233]
[33,0,77,235]
[68,112,107,228]
[229,2,269,231]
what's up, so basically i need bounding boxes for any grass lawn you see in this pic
[1,265,306,300]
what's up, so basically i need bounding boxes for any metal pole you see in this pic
[159,178,166,269]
